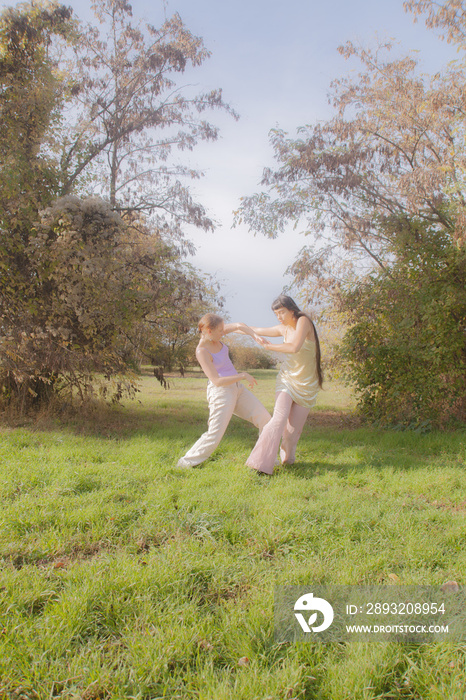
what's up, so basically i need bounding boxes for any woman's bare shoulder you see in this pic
[297,315,315,340]
[196,341,211,356]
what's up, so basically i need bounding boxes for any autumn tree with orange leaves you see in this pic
[238,0,466,427]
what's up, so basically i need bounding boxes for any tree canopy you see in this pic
[0,0,227,411]
[59,0,237,245]
[237,0,466,427]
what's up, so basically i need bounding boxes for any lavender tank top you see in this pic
[211,343,238,377]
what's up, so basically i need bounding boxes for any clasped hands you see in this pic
[253,334,272,347]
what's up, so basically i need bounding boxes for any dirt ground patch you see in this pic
[311,409,362,429]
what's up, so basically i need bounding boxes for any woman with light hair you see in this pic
[176,313,271,468]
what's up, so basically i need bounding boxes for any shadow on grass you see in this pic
[3,377,464,483]
[11,398,209,440]
[12,394,362,441]
[280,442,458,480]
[284,460,366,480]
[2,369,363,441]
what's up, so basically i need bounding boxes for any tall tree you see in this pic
[0,1,226,410]
[0,1,74,274]
[236,41,466,303]
[236,4,466,425]
[60,0,236,244]
[0,1,75,405]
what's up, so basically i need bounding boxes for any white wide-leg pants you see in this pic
[177,381,271,467]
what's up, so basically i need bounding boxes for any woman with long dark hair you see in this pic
[245,294,323,474]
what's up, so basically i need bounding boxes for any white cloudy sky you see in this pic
[159,0,457,325]
[2,0,459,325]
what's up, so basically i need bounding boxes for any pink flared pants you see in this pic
[245,391,310,474]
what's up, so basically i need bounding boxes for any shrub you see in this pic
[338,220,466,429]
[228,341,277,370]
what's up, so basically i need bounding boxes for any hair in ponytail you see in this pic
[198,313,224,335]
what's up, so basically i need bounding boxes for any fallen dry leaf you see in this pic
[441,581,460,593]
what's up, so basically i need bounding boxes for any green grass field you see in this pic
[1,369,465,700]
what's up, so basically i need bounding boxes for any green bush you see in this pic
[339,219,466,429]
[228,342,277,370]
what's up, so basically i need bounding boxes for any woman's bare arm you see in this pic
[268,317,314,354]
[224,321,283,339]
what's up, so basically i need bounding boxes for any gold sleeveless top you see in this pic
[275,337,319,408]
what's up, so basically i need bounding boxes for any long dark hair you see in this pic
[271,294,323,388]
